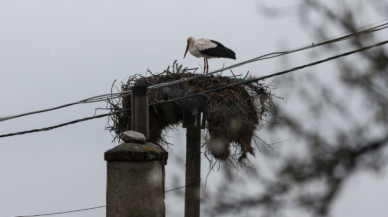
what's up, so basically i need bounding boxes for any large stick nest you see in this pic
[107,61,277,168]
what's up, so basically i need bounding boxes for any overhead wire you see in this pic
[313,18,388,44]
[148,20,388,89]
[1,38,387,139]
[11,206,106,217]
[10,181,199,217]
[5,17,388,217]
[0,19,387,123]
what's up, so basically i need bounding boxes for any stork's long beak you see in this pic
[183,43,189,58]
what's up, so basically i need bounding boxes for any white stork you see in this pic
[184,37,236,73]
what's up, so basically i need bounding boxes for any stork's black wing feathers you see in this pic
[199,40,236,60]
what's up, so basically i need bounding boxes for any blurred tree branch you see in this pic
[205,1,388,216]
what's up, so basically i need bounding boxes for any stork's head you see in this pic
[184,37,195,58]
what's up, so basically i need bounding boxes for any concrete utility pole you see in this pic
[105,86,168,217]
[131,86,149,139]
[183,107,204,217]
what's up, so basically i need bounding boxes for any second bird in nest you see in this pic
[184,36,236,74]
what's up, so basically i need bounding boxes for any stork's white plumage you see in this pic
[184,37,236,73]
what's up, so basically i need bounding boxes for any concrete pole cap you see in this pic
[120,131,146,144]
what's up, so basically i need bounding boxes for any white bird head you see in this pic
[184,36,195,58]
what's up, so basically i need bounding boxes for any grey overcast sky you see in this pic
[1,1,388,217]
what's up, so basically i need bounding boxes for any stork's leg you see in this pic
[203,58,206,74]
[206,58,209,74]
[205,58,208,74]
[204,58,207,74]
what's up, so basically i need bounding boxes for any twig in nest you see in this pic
[111,79,117,97]
[153,105,158,114]
[243,71,250,79]
[148,70,156,76]
[197,63,204,73]
[230,70,237,78]
[155,71,166,76]
[219,63,225,76]
[107,62,277,170]
[205,158,219,188]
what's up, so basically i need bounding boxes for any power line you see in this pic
[313,18,388,44]
[1,38,387,139]
[11,206,106,217]
[165,180,201,193]
[146,39,388,104]
[148,20,388,89]
[0,108,131,138]
[1,19,387,123]
[10,182,198,217]
[0,90,130,123]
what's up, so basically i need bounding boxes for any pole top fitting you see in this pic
[120,131,146,144]
[132,86,148,95]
